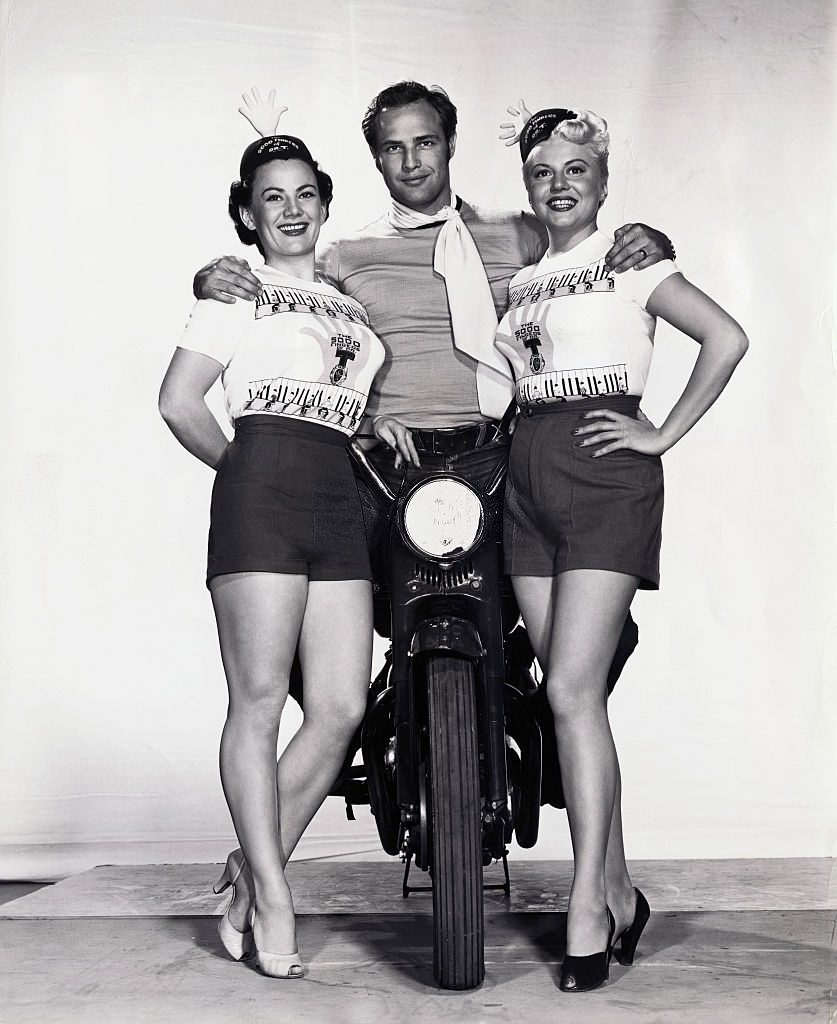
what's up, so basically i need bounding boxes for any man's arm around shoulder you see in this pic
[193,255,261,303]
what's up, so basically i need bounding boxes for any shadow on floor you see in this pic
[0,882,52,906]
[185,911,440,988]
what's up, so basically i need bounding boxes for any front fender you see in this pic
[409,616,485,660]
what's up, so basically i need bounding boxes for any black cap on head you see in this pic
[239,135,317,179]
[519,108,577,163]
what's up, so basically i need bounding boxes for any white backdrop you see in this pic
[0,0,834,879]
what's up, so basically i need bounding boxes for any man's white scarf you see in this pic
[388,192,515,420]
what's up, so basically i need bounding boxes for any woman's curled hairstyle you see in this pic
[548,110,610,184]
[228,162,334,253]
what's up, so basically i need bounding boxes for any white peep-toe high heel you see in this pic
[250,906,305,979]
[213,849,254,961]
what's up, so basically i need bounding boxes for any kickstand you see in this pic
[402,849,510,897]
[402,852,432,897]
[484,849,511,896]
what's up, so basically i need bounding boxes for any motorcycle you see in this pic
[329,435,545,991]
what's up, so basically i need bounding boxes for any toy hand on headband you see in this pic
[238,87,289,138]
[498,98,533,146]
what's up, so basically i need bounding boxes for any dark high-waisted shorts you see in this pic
[504,395,663,589]
[207,415,371,586]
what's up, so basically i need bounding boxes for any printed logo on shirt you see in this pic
[508,257,614,312]
[329,335,361,385]
[517,363,629,404]
[515,322,545,373]
[244,375,366,432]
[254,284,371,327]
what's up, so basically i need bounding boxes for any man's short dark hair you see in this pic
[361,81,458,157]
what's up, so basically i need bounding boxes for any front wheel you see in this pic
[426,653,484,990]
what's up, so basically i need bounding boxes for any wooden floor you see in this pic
[1,858,833,1023]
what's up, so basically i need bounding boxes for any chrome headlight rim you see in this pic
[398,474,486,564]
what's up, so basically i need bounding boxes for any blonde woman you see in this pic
[495,104,748,992]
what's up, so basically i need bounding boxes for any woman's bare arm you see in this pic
[158,347,230,468]
[575,274,749,456]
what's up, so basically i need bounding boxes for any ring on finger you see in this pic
[638,247,647,261]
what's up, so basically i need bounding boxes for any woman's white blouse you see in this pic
[494,230,678,405]
[180,265,385,436]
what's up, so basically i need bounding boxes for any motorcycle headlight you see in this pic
[400,477,484,560]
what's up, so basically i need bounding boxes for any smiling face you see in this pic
[524,136,608,251]
[239,159,325,269]
[374,100,455,215]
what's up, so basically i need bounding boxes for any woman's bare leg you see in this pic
[211,571,306,956]
[604,761,636,937]
[514,570,639,953]
[274,579,373,861]
[224,580,374,929]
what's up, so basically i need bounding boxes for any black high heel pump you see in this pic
[612,888,651,965]
[559,907,615,993]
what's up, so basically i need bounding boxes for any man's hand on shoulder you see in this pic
[373,416,421,469]
[193,255,261,304]
[606,224,676,274]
